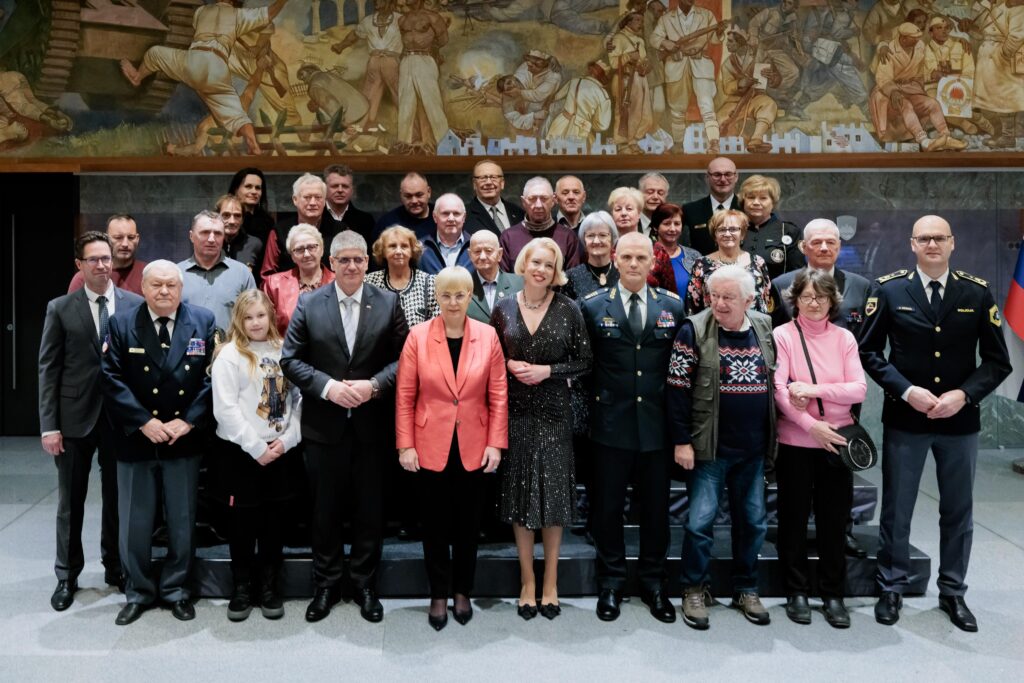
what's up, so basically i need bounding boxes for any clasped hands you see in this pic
[908,386,966,419]
[507,359,551,386]
[257,439,286,466]
[326,379,374,408]
[140,418,192,445]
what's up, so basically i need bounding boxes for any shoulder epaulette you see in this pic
[657,287,681,300]
[584,287,608,300]
[954,270,988,287]
[876,269,909,284]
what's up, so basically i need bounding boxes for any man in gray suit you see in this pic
[39,232,144,611]
[466,231,522,324]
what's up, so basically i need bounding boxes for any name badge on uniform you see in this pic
[128,347,146,354]
[695,223,708,230]
[600,317,619,328]
[186,338,206,356]
[896,306,914,312]
[656,311,676,328]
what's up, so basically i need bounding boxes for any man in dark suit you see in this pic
[682,156,740,255]
[466,231,523,324]
[324,164,376,244]
[101,260,217,625]
[463,159,525,236]
[281,231,409,623]
[373,172,436,241]
[39,232,144,611]
[581,233,685,624]
[858,215,1010,632]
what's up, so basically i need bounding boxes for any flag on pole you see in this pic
[997,244,1024,402]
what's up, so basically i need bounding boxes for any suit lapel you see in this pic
[456,319,479,394]
[938,274,963,323]
[323,285,351,360]
[606,288,631,340]
[640,288,659,342]
[165,305,193,371]
[429,317,459,396]
[73,290,102,354]
[350,285,379,362]
[905,273,934,321]
[470,274,491,320]
[834,269,847,296]
[133,306,166,376]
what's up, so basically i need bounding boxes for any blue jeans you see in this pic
[680,450,767,592]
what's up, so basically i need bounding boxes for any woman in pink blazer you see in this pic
[260,224,334,335]
[395,266,508,632]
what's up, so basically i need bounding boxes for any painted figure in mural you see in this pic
[331,0,402,135]
[545,61,614,145]
[863,0,925,56]
[119,0,290,155]
[791,0,869,120]
[923,15,994,137]
[505,51,564,136]
[460,0,621,36]
[869,22,966,150]
[395,0,451,152]
[230,15,300,128]
[651,0,726,152]
[643,0,669,116]
[0,70,71,146]
[608,12,655,149]
[965,0,1024,148]
[747,0,805,112]
[296,64,370,131]
[718,27,778,153]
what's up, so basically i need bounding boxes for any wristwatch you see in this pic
[369,377,381,400]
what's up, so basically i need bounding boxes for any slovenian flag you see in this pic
[998,244,1024,402]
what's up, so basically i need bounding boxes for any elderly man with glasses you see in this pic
[682,157,741,255]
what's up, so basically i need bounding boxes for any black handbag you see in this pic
[792,320,878,472]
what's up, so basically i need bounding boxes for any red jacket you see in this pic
[395,316,508,471]
[261,266,335,335]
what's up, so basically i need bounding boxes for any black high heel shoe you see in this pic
[428,599,448,631]
[452,595,473,625]
[539,603,561,620]
[517,603,538,620]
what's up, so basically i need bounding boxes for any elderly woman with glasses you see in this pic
[563,211,620,300]
[738,174,804,280]
[365,225,440,327]
[261,224,336,335]
[685,210,772,315]
[772,268,866,629]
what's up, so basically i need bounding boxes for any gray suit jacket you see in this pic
[38,286,144,437]
[467,271,523,324]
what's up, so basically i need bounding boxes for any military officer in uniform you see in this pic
[858,215,1010,633]
[581,233,685,623]
[101,260,217,625]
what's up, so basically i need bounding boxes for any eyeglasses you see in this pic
[291,244,320,255]
[439,292,469,303]
[473,175,503,182]
[912,235,952,245]
[584,232,612,242]
[82,256,112,266]
[708,172,737,180]
[715,226,742,234]
[333,256,367,266]
[798,294,827,305]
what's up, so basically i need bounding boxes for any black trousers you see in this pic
[590,443,670,592]
[228,503,286,586]
[304,432,383,591]
[419,440,485,599]
[54,425,119,581]
[776,443,852,598]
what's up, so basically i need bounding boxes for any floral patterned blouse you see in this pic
[685,254,773,316]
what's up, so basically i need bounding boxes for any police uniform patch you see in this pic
[877,269,908,284]
[769,247,785,264]
[990,305,1002,327]
[866,297,878,316]
[767,296,775,313]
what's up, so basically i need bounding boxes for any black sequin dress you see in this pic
[491,293,592,529]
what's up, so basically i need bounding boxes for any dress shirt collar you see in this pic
[327,202,349,222]
[148,308,177,324]
[84,280,115,303]
[335,282,364,304]
[710,194,734,211]
[917,268,949,292]
[617,281,648,304]
[437,231,466,250]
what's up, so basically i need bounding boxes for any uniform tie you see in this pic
[929,280,942,318]
[157,316,171,357]
[628,292,643,336]
[96,296,109,343]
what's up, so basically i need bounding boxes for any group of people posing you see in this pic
[39,157,1009,636]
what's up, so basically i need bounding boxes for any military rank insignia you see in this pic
[866,297,878,316]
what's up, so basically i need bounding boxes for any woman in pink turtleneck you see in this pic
[772,269,867,630]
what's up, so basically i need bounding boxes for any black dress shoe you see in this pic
[785,594,812,625]
[939,595,978,632]
[115,602,148,626]
[596,589,621,621]
[305,587,340,622]
[50,579,77,612]
[539,603,561,620]
[875,591,903,625]
[517,603,537,620]
[171,599,195,621]
[354,588,384,623]
[822,598,850,629]
[641,591,677,623]
[845,533,868,558]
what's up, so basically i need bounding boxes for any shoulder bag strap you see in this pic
[793,320,826,419]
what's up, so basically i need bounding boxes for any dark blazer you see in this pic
[681,195,740,255]
[101,302,217,461]
[39,287,144,437]
[281,282,409,444]
[468,270,523,324]
[418,234,475,274]
[857,268,1011,435]
[743,215,805,280]
[581,285,685,452]
[463,197,525,237]
[770,267,871,332]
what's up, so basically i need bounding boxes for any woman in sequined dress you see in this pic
[490,237,592,621]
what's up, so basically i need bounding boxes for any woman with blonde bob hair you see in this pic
[212,289,302,623]
[396,266,508,631]
[738,174,804,279]
[606,186,644,236]
[492,238,592,620]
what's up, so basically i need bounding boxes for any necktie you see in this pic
[490,205,504,230]
[929,280,942,318]
[628,292,643,336]
[157,316,171,357]
[96,295,109,343]
[341,298,357,353]
[715,204,725,212]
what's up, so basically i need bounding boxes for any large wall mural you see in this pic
[0,0,1021,159]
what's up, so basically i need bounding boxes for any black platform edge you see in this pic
[176,527,929,600]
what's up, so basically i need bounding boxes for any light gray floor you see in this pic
[1,436,1022,682]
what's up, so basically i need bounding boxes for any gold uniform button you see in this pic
[184,364,190,371]
[143,366,149,372]
[152,388,159,394]
[935,351,941,358]
[935,326,941,332]
[595,396,601,402]
[152,410,159,416]
[636,344,641,350]
[934,377,941,383]
[174,411,180,416]
[455,420,461,426]
[636,396,643,402]
[178,390,185,396]
[636,370,642,377]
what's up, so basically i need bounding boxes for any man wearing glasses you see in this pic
[69,215,147,295]
[463,160,524,236]
[282,231,409,624]
[682,157,740,256]
[858,215,1010,632]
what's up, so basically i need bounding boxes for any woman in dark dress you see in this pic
[491,237,592,621]
[563,211,620,300]
[228,167,275,244]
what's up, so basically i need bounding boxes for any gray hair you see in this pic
[292,172,326,198]
[469,230,500,247]
[522,176,554,198]
[803,218,841,241]
[433,192,466,213]
[707,264,755,303]
[330,230,367,257]
[638,172,670,192]
[578,210,619,244]
[286,224,323,253]
[142,259,184,284]
[190,209,222,231]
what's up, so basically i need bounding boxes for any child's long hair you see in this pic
[217,289,283,375]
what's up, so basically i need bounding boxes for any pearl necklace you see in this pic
[521,291,549,310]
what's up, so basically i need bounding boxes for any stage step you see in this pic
[177,526,929,600]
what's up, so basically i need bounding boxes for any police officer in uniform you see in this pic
[858,215,1010,632]
[581,233,685,623]
[101,260,217,625]
[738,174,804,280]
